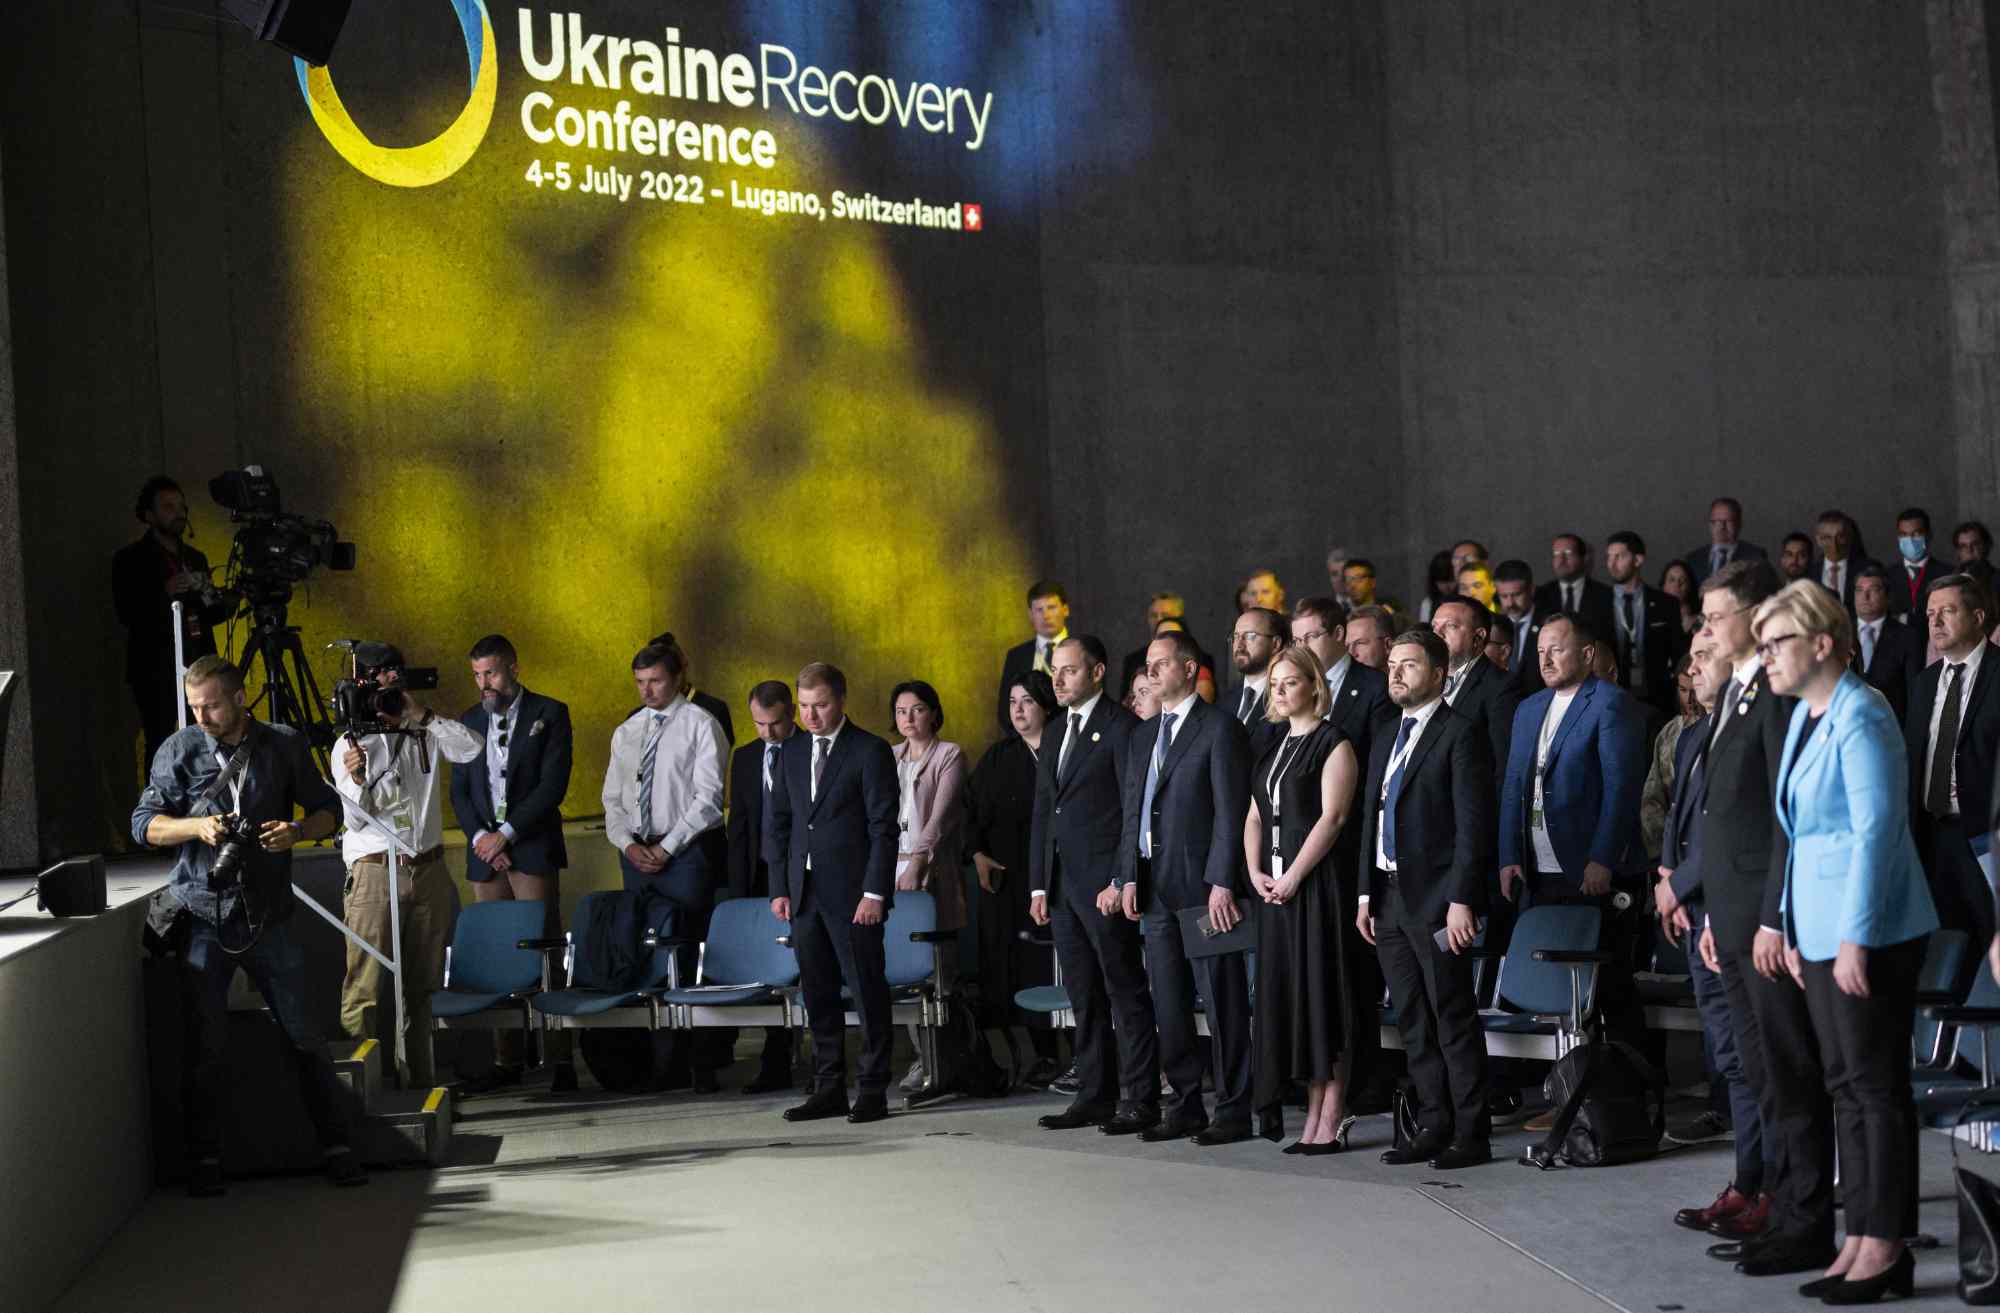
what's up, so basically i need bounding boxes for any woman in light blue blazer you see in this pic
[1759,581,1937,1304]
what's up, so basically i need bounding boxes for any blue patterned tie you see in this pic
[1383,716,1418,864]
[636,712,666,839]
[1138,712,1177,858]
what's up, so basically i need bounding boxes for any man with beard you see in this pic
[450,633,578,1093]
[113,476,232,767]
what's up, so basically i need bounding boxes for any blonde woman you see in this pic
[1243,644,1360,1153]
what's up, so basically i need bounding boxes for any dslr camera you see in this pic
[329,640,439,736]
[206,812,263,889]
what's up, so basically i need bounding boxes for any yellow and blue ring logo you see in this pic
[295,0,497,188]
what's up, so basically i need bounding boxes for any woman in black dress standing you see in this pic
[1244,645,1361,1153]
[966,670,1064,1085]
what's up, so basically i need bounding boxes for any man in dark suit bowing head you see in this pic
[724,680,801,1094]
[1359,627,1498,1170]
[450,634,577,1094]
[1117,628,1255,1145]
[764,662,900,1124]
[1028,635,1158,1133]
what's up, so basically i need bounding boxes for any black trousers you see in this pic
[1929,818,1995,949]
[1375,876,1488,1143]
[1332,853,1385,1095]
[1524,869,1646,1049]
[792,883,893,1096]
[623,843,729,1074]
[1140,885,1252,1129]
[1721,940,1835,1250]
[131,668,184,771]
[1801,935,1927,1241]
[1049,864,1158,1112]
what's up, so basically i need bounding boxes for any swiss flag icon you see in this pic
[963,203,982,232]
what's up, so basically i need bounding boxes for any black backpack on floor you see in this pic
[1522,1028,1665,1169]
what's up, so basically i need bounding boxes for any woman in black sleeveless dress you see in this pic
[1246,645,1361,1153]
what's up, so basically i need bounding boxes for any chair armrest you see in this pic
[775,935,793,948]
[1017,930,1054,946]
[1929,1007,2000,1025]
[517,938,568,951]
[1533,949,1616,964]
[910,930,955,943]
[1915,989,1960,1006]
[641,932,698,949]
[1465,946,1506,960]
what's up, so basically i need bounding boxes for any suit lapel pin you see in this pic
[1091,732,1101,741]
[530,719,546,737]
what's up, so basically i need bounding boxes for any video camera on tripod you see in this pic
[209,466,355,612]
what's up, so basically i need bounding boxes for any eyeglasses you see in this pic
[1292,628,1328,645]
[1230,632,1275,647]
[1700,601,1753,628]
[1755,632,1807,660]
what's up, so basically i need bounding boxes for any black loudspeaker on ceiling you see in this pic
[220,0,354,67]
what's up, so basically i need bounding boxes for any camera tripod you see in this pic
[233,603,335,772]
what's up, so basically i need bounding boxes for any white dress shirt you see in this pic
[1324,654,1353,709]
[602,695,727,856]
[333,717,485,863]
[474,696,519,844]
[1529,687,1580,873]
[1710,653,1762,748]
[1054,690,1103,777]
[1369,693,1445,881]
[1442,658,1479,704]
[1926,641,1987,816]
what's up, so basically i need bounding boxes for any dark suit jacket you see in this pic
[449,689,574,876]
[111,535,226,682]
[1499,676,1647,877]
[1662,712,1712,903]
[1886,558,1942,623]
[1358,702,1496,926]
[725,736,785,899]
[764,718,899,911]
[998,635,1056,733]
[1684,540,1769,586]
[1688,666,1793,950]
[1446,655,1521,784]
[1029,697,1137,907]
[1115,697,1250,912]
[1904,645,2000,867]
[1327,658,1395,769]
[1507,611,1547,695]
[1858,617,1923,724]
[1809,558,1862,616]
[1533,577,1617,646]
[690,688,735,749]
[1609,585,1690,721]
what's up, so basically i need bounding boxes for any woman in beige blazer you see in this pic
[891,679,968,1094]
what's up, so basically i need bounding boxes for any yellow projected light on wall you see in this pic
[274,112,1030,829]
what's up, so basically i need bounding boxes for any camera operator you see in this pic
[331,644,483,1092]
[113,476,231,767]
[130,655,361,1197]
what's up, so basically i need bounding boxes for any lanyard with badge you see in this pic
[1265,734,1308,877]
[1530,700,1565,836]
[492,706,515,824]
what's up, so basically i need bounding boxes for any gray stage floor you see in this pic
[52,1055,1973,1313]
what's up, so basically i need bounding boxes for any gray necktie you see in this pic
[812,735,830,795]
[1238,685,1257,724]
[762,741,777,794]
[1710,676,1739,745]
[1860,624,1877,673]
[1139,712,1178,858]
[1711,545,1725,575]
[637,711,667,838]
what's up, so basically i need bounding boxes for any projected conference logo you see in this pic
[296,0,498,189]
[298,4,992,233]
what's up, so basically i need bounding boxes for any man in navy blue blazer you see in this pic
[1499,614,1648,1038]
[764,661,900,1124]
[450,633,576,1092]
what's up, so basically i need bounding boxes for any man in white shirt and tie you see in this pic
[1685,496,1768,584]
[1906,574,2000,950]
[1228,607,1284,737]
[1813,510,1858,614]
[1853,564,1921,721]
[997,579,1071,733]
[724,680,800,1093]
[603,636,729,1088]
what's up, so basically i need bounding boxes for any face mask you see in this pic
[1898,535,1928,563]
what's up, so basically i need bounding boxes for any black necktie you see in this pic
[1238,685,1257,724]
[1928,663,1966,818]
[1059,712,1082,776]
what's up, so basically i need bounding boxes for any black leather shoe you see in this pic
[847,1095,890,1124]
[1040,1105,1113,1130]
[1709,1239,1760,1262]
[1428,1140,1492,1170]
[691,1069,721,1095]
[1380,1135,1445,1166]
[743,1068,796,1095]
[1736,1244,1837,1277]
[1192,1123,1255,1147]
[1140,1116,1208,1143]
[1100,1107,1161,1136]
[782,1090,850,1122]
[549,1062,578,1094]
